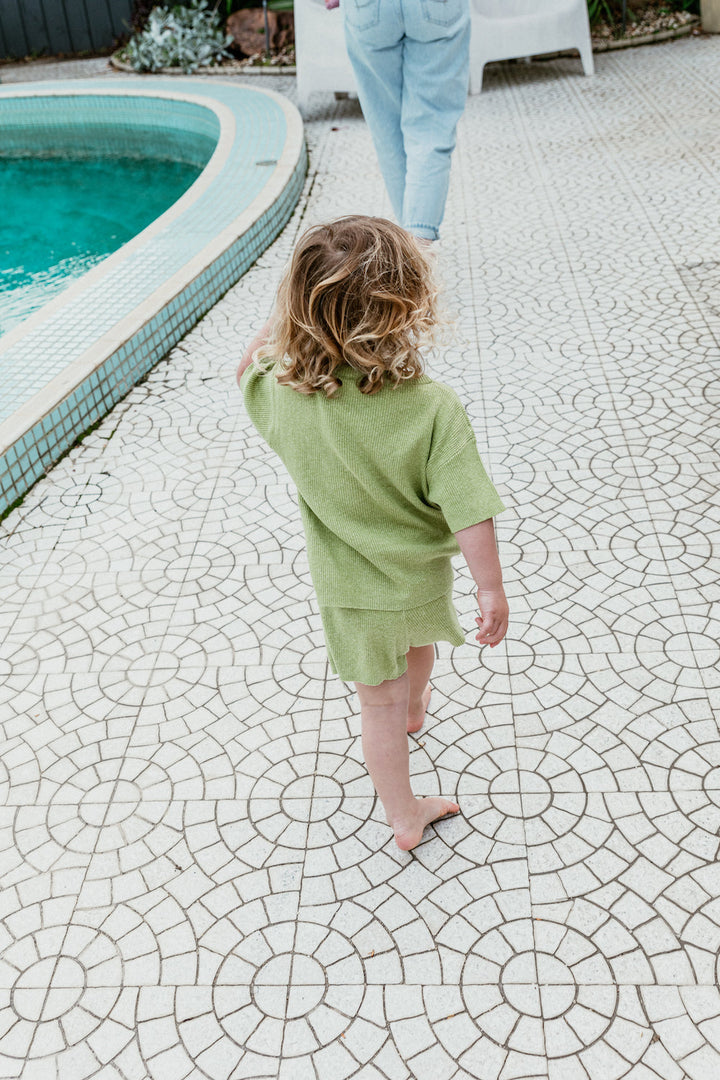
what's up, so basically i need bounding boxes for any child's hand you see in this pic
[325,0,340,8]
[474,588,509,648]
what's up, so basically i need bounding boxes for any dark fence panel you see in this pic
[37,2,73,54]
[0,0,134,60]
[0,1,31,59]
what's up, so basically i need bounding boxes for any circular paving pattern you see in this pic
[133,538,239,598]
[0,643,42,695]
[252,740,393,841]
[631,738,720,863]
[46,757,172,854]
[457,919,634,1064]
[501,952,577,1018]
[184,728,395,880]
[703,767,720,805]
[212,920,368,1059]
[17,475,124,526]
[631,615,720,689]
[604,513,715,578]
[97,622,260,707]
[13,957,86,1021]
[248,750,373,849]
[2,925,127,1061]
[454,745,591,861]
[489,771,552,818]
[250,954,326,1019]
[221,663,354,719]
[77,778,141,826]
[151,911,396,1077]
[280,776,344,822]
[664,630,720,667]
[12,751,186,890]
[432,649,590,720]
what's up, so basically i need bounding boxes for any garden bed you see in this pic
[110,51,296,75]
[591,5,700,49]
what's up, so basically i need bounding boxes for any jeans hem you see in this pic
[406,223,440,241]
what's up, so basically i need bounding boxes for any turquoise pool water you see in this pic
[0,155,203,336]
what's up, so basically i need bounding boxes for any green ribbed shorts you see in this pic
[319,592,465,686]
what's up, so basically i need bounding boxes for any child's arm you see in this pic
[455,518,509,647]
[236,320,272,386]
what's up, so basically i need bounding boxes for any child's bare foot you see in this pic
[407,684,431,734]
[392,796,460,851]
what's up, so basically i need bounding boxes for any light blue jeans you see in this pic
[342,0,471,241]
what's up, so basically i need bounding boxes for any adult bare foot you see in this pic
[392,796,459,852]
[407,684,431,734]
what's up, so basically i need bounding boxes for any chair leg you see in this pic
[578,40,595,76]
[469,61,485,95]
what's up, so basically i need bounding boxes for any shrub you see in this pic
[587,0,700,26]
[120,0,233,73]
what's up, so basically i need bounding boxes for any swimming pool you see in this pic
[0,81,306,518]
[0,155,203,337]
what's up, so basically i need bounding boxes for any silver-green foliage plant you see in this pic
[121,0,233,73]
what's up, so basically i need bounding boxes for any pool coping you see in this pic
[0,79,306,517]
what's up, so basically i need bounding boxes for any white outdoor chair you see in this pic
[295,0,357,112]
[469,0,594,93]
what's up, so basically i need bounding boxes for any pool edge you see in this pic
[0,80,307,519]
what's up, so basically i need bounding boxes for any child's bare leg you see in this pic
[356,672,458,851]
[406,644,434,733]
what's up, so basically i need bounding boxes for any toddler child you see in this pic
[237,216,508,851]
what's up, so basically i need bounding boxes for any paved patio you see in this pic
[1,35,720,1080]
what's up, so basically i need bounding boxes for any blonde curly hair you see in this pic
[256,216,439,396]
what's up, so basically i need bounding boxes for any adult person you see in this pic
[326,0,471,243]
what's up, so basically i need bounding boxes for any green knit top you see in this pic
[241,362,505,611]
